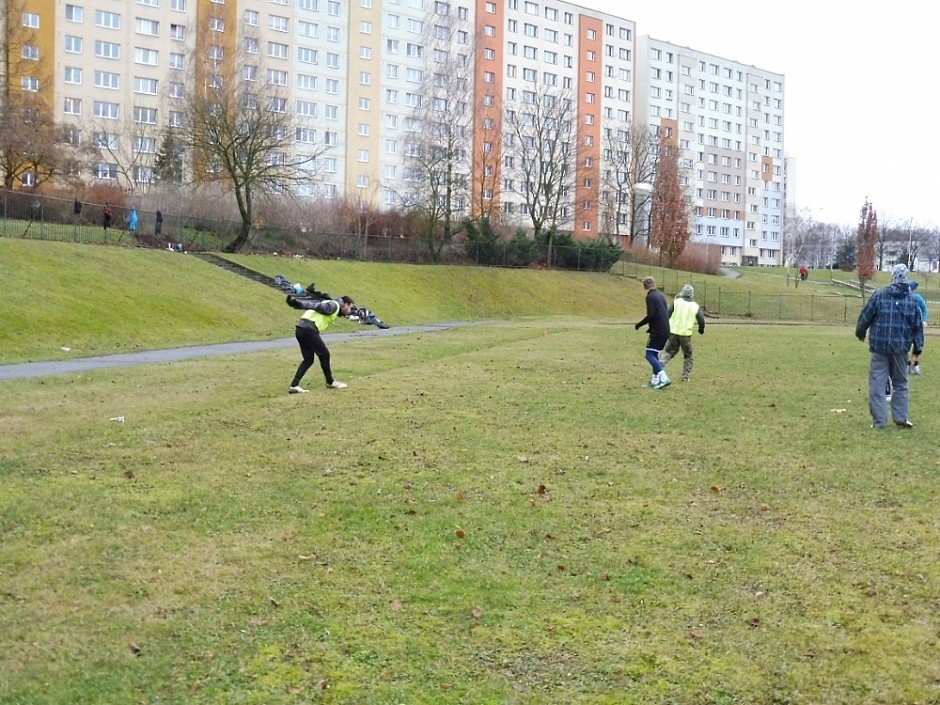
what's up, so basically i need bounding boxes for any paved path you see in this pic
[0,322,478,381]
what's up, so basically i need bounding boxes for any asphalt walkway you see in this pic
[0,322,477,381]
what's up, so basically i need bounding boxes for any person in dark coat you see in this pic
[635,276,671,389]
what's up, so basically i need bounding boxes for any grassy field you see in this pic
[2,240,939,704]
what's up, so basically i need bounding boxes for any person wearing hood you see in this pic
[855,263,924,429]
[908,280,928,374]
[660,284,706,382]
[285,293,356,393]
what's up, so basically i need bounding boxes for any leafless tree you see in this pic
[503,85,579,258]
[600,121,657,244]
[0,1,81,189]
[398,9,474,260]
[179,51,330,252]
[87,117,162,196]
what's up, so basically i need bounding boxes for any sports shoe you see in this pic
[654,376,671,389]
[913,364,922,375]
[895,420,914,429]
[326,380,348,389]
[289,385,309,394]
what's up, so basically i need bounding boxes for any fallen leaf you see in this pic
[129,643,143,656]
[390,599,403,611]
[455,528,465,539]
[471,607,483,619]
[537,484,548,495]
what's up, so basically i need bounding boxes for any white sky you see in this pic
[585,0,940,228]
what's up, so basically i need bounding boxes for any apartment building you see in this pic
[3,0,785,262]
[636,38,787,266]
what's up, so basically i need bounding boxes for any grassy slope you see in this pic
[1,239,645,364]
[3,238,905,366]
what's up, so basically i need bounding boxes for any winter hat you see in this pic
[891,263,909,283]
[679,284,694,300]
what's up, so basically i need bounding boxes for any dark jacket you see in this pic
[287,296,343,332]
[855,281,924,355]
[636,288,670,349]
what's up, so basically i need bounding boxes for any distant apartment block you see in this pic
[636,38,786,266]
[2,0,785,265]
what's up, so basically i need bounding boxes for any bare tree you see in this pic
[87,117,162,196]
[650,128,689,266]
[857,199,878,299]
[0,1,79,189]
[504,85,579,259]
[600,121,657,244]
[399,10,474,260]
[180,53,329,252]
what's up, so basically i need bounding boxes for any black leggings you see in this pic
[292,326,334,386]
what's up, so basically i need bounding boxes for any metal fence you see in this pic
[5,189,931,325]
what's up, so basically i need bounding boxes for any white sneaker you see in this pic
[913,364,922,375]
[326,380,347,389]
[289,385,309,394]
[654,374,671,389]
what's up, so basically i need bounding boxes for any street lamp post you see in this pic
[908,218,914,270]
[632,182,653,248]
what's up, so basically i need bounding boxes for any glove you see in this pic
[698,329,704,335]
[913,349,922,357]
[286,295,302,309]
[634,322,641,330]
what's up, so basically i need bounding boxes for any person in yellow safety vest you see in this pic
[659,284,706,382]
[286,294,356,393]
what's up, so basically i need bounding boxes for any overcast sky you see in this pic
[586,0,939,228]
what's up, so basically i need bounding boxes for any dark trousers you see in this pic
[291,325,333,386]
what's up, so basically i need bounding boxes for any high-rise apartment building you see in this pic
[2,0,784,265]
[636,37,786,266]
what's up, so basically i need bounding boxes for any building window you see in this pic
[134,47,159,65]
[95,41,121,60]
[95,163,119,179]
[65,5,84,22]
[94,101,120,119]
[134,77,158,94]
[134,106,158,124]
[64,98,82,115]
[95,10,121,29]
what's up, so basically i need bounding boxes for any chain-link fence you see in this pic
[4,188,933,325]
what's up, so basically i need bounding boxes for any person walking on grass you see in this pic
[660,284,706,382]
[909,280,928,374]
[635,276,671,389]
[855,263,923,429]
[286,293,356,393]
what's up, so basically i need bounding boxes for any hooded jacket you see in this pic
[855,280,924,355]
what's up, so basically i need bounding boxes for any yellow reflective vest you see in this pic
[669,298,700,336]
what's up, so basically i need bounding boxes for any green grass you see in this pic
[2,240,939,704]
